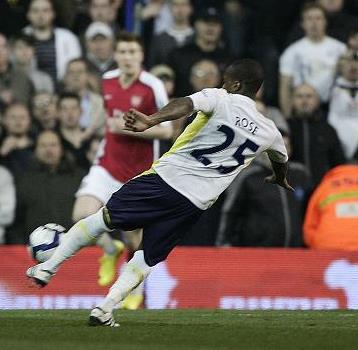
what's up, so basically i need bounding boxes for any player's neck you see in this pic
[32,27,53,41]
[119,71,140,89]
[238,91,256,100]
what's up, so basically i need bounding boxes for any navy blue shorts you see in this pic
[105,174,203,266]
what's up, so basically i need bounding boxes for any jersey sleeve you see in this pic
[188,88,220,115]
[266,131,289,163]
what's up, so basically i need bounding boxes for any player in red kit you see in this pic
[72,32,172,308]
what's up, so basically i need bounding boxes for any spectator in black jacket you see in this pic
[288,84,346,185]
[0,103,34,176]
[7,130,85,244]
[167,7,231,96]
[216,132,311,247]
[148,0,194,68]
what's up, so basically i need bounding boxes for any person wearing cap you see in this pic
[167,6,231,96]
[85,21,117,78]
[150,64,176,98]
[148,0,194,67]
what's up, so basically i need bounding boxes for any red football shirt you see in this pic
[96,69,168,182]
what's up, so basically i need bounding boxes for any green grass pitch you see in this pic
[1,310,358,350]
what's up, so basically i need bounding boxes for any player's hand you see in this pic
[264,175,295,192]
[123,109,154,132]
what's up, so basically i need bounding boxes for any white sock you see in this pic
[99,250,152,312]
[42,209,110,272]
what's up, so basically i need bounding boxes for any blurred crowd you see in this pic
[0,0,357,250]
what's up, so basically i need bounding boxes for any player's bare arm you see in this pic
[107,117,173,140]
[123,97,194,132]
[264,159,295,192]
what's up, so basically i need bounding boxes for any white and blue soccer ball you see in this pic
[28,223,66,263]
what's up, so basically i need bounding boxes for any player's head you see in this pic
[170,0,192,25]
[301,2,327,40]
[89,0,114,24]
[223,59,264,98]
[114,31,144,76]
[11,35,36,66]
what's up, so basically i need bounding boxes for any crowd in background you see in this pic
[0,0,357,249]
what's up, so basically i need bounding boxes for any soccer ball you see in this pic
[28,223,66,263]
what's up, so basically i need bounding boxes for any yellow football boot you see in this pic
[121,293,144,310]
[98,240,125,287]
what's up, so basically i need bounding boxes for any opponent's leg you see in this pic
[73,195,125,287]
[27,208,111,287]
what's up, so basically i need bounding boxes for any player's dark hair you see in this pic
[58,92,81,107]
[301,2,326,19]
[116,31,144,50]
[226,59,264,94]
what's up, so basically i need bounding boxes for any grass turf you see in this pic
[1,310,358,350]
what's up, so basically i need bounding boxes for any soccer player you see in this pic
[27,59,293,327]
[72,32,172,307]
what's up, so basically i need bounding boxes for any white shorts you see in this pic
[76,165,124,204]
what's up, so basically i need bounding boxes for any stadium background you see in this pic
[0,0,358,310]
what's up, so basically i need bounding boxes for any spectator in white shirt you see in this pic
[24,0,82,82]
[328,51,358,159]
[279,2,346,117]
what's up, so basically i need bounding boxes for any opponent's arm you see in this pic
[123,97,194,132]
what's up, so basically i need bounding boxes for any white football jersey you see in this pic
[153,88,288,209]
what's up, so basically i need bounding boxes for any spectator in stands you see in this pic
[304,164,358,250]
[11,34,54,94]
[288,84,345,185]
[0,103,34,176]
[216,131,311,247]
[31,92,58,133]
[0,33,34,109]
[255,86,289,133]
[24,0,82,82]
[89,0,121,34]
[222,0,256,58]
[328,51,358,160]
[168,6,231,96]
[0,165,16,244]
[279,3,346,117]
[73,0,124,36]
[85,136,101,169]
[148,0,194,67]
[287,0,358,44]
[150,64,176,98]
[63,58,106,138]
[189,59,221,93]
[58,92,90,169]
[140,0,173,39]
[347,30,358,51]
[8,130,85,244]
[85,22,117,78]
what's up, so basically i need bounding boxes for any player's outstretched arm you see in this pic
[264,159,295,192]
[124,97,194,132]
